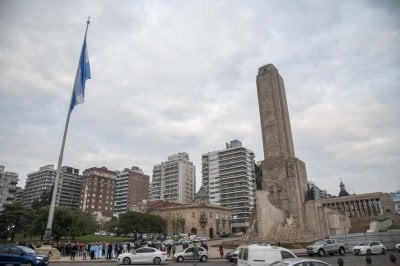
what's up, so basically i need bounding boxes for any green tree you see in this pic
[118,212,166,235]
[103,216,119,234]
[0,203,35,242]
[32,206,96,242]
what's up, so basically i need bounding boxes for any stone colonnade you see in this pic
[322,198,382,218]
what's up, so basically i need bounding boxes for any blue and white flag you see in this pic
[70,36,91,112]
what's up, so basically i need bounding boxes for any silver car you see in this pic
[173,246,208,262]
[270,257,332,266]
[352,241,386,255]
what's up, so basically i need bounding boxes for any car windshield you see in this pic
[357,242,367,246]
[313,240,324,245]
[18,246,36,254]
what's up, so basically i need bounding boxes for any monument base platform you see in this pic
[36,245,61,260]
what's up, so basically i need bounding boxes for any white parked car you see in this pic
[117,247,168,265]
[173,246,208,262]
[352,241,386,255]
[396,243,400,253]
[270,258,333,266]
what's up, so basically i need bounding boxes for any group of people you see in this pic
[55,241,132,260]
[53,239,222,261]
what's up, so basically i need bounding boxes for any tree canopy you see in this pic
[118,212,166,234]
[31,206,96,241]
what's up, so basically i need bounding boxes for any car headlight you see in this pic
[35,256,44,260]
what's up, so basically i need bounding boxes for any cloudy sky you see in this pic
[0,0,399,196]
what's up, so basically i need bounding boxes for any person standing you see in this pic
[70,242,78,260]
[172,244,176,256]
[193,243,199,260]
[218,245,224,258]
[107,243,113,260]
[82,244,87,260]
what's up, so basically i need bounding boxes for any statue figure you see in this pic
[286,214,296,226]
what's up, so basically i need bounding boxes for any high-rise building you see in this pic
[114,166,150,216]
[0,166,19,211]
[80,167,117,218]
[56,166,82,210]
[308,181,328,199]
[389,190,400,215]
[13,187,24,206]
[150,153,196,204]
[202,140,256,233]
[22,165,56,208]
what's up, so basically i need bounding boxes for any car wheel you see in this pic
[123,257,131,265]
[177,256,184,262]
[367,249,371,255]
[382,248,386,255]
[153,257,161,265]
[339,247,345,256]
[200,255,207,262]
[318,249,325,257]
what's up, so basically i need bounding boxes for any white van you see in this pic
[237,244,297,266]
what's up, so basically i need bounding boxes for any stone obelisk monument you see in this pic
[245,64,350,243]
[257,64,308,230]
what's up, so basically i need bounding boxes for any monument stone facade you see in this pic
[246,64,350,243]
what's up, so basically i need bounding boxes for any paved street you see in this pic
[51,251,400,266]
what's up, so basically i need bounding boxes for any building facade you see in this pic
[151,188,231,239]
[0,166,19,211]
[22,165,56,208]
[389,190,400,215]
[319,192,397,232]
[202,140,256,233]
[114,166,150,216]
[150,153,196,204]
[80,167,117,220]
[55,166,82,210]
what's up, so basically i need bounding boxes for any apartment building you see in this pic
[56,166,82,210]
[202,140,256,233]
[22,165,56,208]
[150,153,196,204]
[0,166,19,211]
[80,167,117,219]
[114,166,150,216]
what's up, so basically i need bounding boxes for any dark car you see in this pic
[225,249,239,262]
[0,245,49,266]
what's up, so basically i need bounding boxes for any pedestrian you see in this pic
[193,243,199,260]
[98,243,103,258]
[172,244,176,256]
[90,243,95,260]
[218,245,224,258]
[107,243,112,260]
[167,244,172,257]
[70,242,77,260]
[82,244,87,260]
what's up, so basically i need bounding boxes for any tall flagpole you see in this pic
[43,17,91,245]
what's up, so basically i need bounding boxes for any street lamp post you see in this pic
[7,225,15,244]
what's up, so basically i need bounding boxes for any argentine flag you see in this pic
[70,36,91,112]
